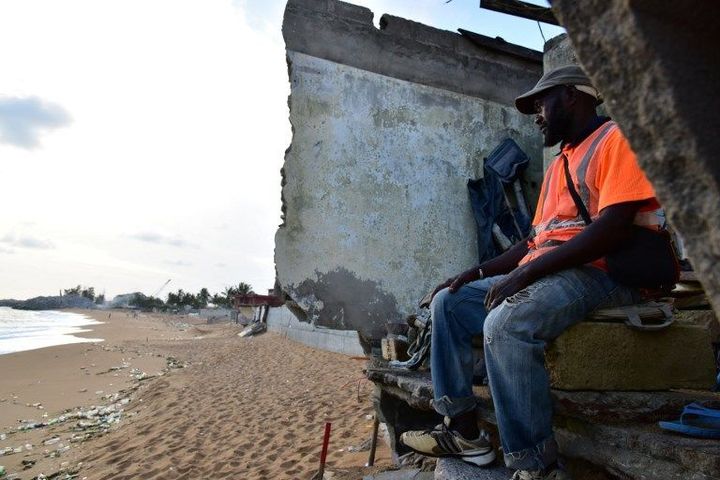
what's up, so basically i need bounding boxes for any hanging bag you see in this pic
[561,154,679,289]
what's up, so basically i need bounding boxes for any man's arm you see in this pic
[448,237,530,292]
[484,200,643,310]
[420,236,530,308]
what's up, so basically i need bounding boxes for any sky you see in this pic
[0,0,562,301]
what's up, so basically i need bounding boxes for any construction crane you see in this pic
[152,279,172,298]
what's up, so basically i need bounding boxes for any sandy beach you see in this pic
[0,310,392,479]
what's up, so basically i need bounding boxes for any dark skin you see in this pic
[430,85,644,316]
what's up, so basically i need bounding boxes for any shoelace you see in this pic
[430,422,462,453]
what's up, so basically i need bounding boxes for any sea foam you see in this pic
[0,307,103,355]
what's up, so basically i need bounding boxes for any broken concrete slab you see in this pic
[546,321,717,390]
[556,420,720,480]
[434,458,511,480]
[283,0,541,106]
[363,469,434,480]
[551,389,720,425]
[276,0,545,340]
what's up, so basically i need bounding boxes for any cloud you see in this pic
[1,233,54,249]
[128,232,192,248]
[0,96,72,149]
[165,260,192,267]
[0,246,15,254]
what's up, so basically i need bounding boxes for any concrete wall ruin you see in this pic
[275,0,543,339]
[552,0,720,315]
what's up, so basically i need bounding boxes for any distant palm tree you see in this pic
[236,282,253,295]
[198,288,210,308]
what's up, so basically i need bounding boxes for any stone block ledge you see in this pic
[368,365,720,479]
[367,365,720,425]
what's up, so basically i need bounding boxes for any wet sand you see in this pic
[0,310,392,479]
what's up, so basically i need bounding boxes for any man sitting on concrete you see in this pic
[400,65,665,479]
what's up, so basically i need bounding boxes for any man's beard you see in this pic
[543,112,570,147]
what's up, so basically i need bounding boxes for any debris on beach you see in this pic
[166,356,186,369]
[2,353,187,449]
[238,321,266,337]
[24,465,80,480]
[95,363,130,375]
[168,321,191,331]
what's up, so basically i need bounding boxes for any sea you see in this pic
[0,307,104,355]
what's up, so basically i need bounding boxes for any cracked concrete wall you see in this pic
[276,0,543,340]
[552,0,720,315]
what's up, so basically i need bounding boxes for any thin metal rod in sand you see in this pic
[367,416,380,467]
[314,421,332,480]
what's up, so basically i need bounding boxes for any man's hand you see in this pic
[448,267,481,293]
[418,237,532,309]
[419,267,480,308]
[484,263,536,311]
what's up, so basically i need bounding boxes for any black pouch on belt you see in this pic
[561,154,679,289]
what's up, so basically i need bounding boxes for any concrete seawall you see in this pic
[266,306,364,356]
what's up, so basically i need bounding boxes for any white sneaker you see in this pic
[399,417,496,467]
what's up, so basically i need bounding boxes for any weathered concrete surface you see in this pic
[435,458,511,480]
[365,470,434,480]
[368,366,720,424]
[551,1,720,317]
[546,321,717,391]
[551,389,720,425]
[282,0,541,105]
[277,0,543,338]
[367,366,434,411]
[369,367,720,479]
[543,34,576,71]
[266,305,364,355]
[556,421,720,480]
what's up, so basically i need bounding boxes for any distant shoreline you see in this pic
[0,295,96,311]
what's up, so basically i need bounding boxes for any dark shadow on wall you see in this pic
[290,267,401,342]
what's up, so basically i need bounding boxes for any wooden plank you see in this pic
[458,28,542,63]
[480,0,560,26]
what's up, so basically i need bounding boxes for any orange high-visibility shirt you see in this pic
[519,121,662,268]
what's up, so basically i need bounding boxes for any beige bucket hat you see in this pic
[515,64,603,114]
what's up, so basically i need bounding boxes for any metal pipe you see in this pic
[367,417,379,467]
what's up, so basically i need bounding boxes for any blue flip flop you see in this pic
[659,402,720,439]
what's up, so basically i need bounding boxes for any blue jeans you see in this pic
[430,266,637,470]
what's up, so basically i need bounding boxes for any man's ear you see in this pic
[562,85,578,108]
